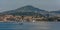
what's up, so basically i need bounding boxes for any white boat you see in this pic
[32,20,35,22]
[18,20,23,25]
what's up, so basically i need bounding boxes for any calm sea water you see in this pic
[0,22,60,30]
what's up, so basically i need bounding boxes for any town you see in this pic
[0,14,60,22]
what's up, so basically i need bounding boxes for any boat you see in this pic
[32,20,35,22]
[17,20,23,25]
[19,23,23,25]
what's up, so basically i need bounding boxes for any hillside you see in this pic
[0,5,48,17]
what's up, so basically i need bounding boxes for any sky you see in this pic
[0,0,59,12]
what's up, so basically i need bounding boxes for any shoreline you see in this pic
[0,21,60,22]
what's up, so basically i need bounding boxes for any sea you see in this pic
[0,22,60,30]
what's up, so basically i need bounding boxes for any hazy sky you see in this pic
[0,0,59,12]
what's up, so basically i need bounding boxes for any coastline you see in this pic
[0,20,59,23]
